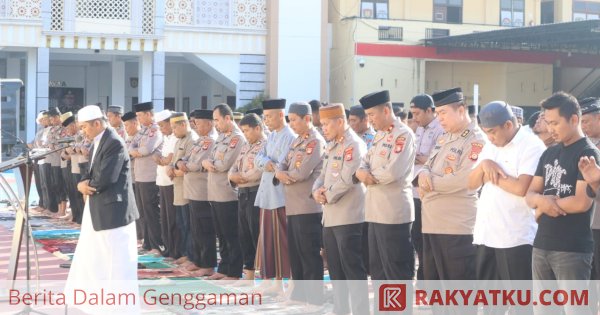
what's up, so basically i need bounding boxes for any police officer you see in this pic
[202,103,246,280]
[418,87,487,280]
[356,90,417,280]
[129,102,164,255]
[179,109,219,276]
[59,112,78,221]
[275,102,326,306]
[410,93,444,281]
[122,111,143,242]
[45,107,63,214]
[107,105,126,139]
[312,103,369,315]
[168,113,197,267]
[33,111,50,210]
[228,113,266,281]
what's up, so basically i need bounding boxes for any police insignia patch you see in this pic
[394,136,406,153]
[306,140,317,155]
[470,142,483,161]
[202,140,210,150]
[344,147,353,161]
[229,137,239,149]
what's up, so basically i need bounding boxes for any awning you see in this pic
[424,20,600,55]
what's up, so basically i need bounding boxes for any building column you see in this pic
[111,59,125,106]
[152,51,165,111]
[138,52,152,103]
[35,48,50,121]
[7,58,21,140]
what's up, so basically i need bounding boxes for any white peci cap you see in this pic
[77,105,104,123]
[155,110,173,122]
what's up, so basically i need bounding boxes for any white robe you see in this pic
[64,197,140,314]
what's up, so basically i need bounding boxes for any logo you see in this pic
[379,284,406,311]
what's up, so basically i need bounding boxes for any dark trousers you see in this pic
[33,164,44,208]
[71,173,83,224]
[476,244,533,280]
[133,182,145,241]
[45,165,59,212]
[189,200,217,268]
[175,204,191,257]
[323,223,369,315]
[423,233,476,280]
[288,213,324,305]
[39,164,51,210]
[159,185,177,258]
[369,222,414,280]
[211,201,243,278]
[238,188,260,270]
[135,181,163,251]
[412,198,424,280]
[362,222,370,274]
[52,166,67,202]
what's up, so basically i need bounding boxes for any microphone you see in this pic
[57,137,76,144]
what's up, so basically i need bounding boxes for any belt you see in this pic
[238,185,259,194]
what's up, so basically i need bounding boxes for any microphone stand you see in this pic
[1,129,50,315]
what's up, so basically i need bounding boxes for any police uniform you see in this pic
[33,113,49,209]
[182,111,219,270]
[59,113,79,222]
[229,133,265,273]
[206,121,246,278]
[420,88,487,280]
[69,131,85,224]
[312,104,368,315]
[280,110,326,305]
[411,94,444,281]
[170,114,197,262]
[131,102,164,252]
[47,108,68,212]
[122,111,143,241]
[358,90,417,281]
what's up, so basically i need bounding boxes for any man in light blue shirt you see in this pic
[254,98,296,294]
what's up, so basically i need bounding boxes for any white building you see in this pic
[0,0,327,150]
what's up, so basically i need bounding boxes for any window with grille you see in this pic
[573,1,600,21]
[361,0,388,19]
[433,0,462,24]
[500,0,524,26]
[426,28,450,39]
[378,26,403,41]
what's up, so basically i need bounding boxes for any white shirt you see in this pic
[473,127,546,248]
[90,129,106,167]
[156,133,177,186]
[413,118,444,198]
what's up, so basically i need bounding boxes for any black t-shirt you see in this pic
[533,137,600,253]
